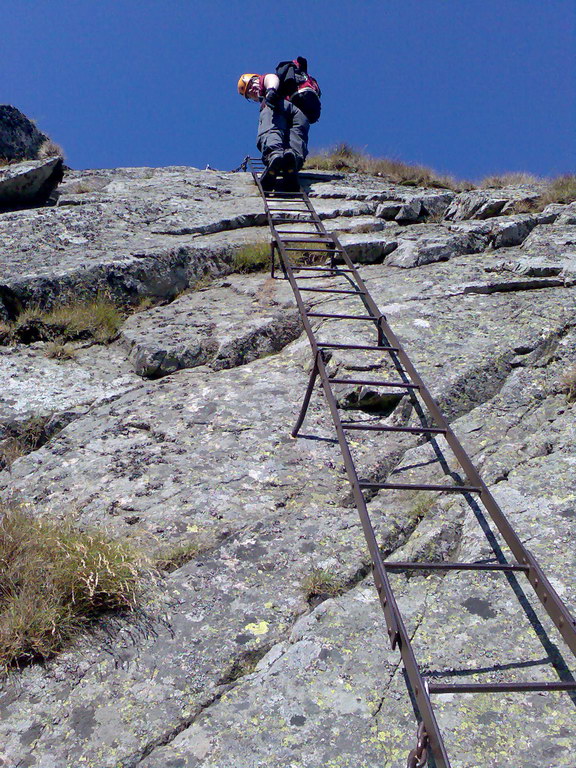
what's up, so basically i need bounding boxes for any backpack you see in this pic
[276,57,322,123]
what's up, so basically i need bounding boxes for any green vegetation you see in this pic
[0,506,146,671]
[44,341,77,360]
[408,492,436,524]
[10,295,123,344]
[154,540,201,573]
[305,143,462,190]
[301,566,345,602]
[232,242,271,273]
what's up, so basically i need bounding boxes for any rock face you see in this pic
[0,166,575,768]
[0,105,50,162]
[0,157,64,210]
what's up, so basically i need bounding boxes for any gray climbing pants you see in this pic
[256,101,310,170]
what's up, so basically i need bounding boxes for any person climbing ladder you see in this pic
[237,57,321,192]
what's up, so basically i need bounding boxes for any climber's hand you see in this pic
[265,88,279,109]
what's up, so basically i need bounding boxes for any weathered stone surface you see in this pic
[395,198,422,223]
[120,275,302,377]
[445,187,544,221]
[0,157,63,210]
[1,165,576,767]
[384,225,488,268]
[0,342,138,433]
[375,201,402,219]
[0,105,49,161]
[490,214,537,248]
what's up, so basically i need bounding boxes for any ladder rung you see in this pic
[272,217,317,222]
[329,378,418,388]
[428,681,576,694]
[383,561,528,572]
[265,192,306,197]
[318,343,399,352]
[298,288,365,295]
[281,238,334,243]
[295,267,355,273]
[268,207,310,212]
[308,313,376,320]
[341,423,445,434]
[358,481,481,493]
[284,247,338,253]
[274,230,325,234]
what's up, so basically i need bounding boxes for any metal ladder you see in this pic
[245,156,576,767]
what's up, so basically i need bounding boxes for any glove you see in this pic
[265,88,279,109]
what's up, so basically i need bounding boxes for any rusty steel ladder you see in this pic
[245,156,576,767]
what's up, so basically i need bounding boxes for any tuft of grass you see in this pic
[66,180,98,194]
[0,417,50,470]
[233,242,271,273]
[154,541,201,573]
[408,492,436,524]
[37,139,65,161]
[0,506,146,671]
[562,366,576,403]
[44,341,77,360]
[480,172,540,189]
[301,567,345,602]
[13,295,123,344]
[305,143,462,190]
[540,175,576,207]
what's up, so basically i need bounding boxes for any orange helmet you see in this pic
[238,73,258,98]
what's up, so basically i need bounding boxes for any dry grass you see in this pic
[480,172,540,189]
[301,567,345,602]
[37,139,65,161]
[305,143,462,190]
[0,506,146,671]
[562,366,576,403]
[13,295,123,344]
[0,416,48,470]
[540,175,576,206]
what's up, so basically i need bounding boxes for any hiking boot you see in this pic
[259,154,284,191]
[282,150,297,175]
[280,150,300,192]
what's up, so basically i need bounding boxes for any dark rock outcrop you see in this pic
[0,105,50,161]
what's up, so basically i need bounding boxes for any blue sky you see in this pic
[3,0,574,180]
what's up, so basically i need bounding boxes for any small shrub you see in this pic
[0,506,146,671]
[233,242,271,273]
[301,567,345,602]
[45,341,77,360]
[562,366,576,403]
[305,143,462,190]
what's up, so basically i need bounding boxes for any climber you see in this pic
[237,57,321,192]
